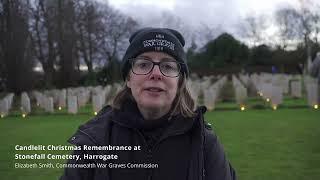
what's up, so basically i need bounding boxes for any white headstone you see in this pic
[235,85,247,105]
[271,86,283,106]
[232,75,247,105]
[33,91,43,107]
[92,95,103,113]
[68,96,78,114]
[58,89,67,108]
[188,80,202,106]
[52,89,60,105]
[261,83,273,100]
[290,81,302,98]
[6,93,14,110]
[45,97,54,113]
[306,83,318,107]
[203,85,217,111]
[21,92,31,114]
[0,99,9,117]
[239,74,250,86]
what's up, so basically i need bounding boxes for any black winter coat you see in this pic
[60,101,236,180]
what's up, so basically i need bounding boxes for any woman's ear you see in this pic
[126,81,131,88]
[126,76,131,88]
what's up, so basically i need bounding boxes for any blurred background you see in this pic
[0,0,320,180]
[0,0,320,91]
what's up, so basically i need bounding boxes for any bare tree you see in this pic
[0,0,35,93]
[291,0,319,72]
[56,0,79,88]
[299,1,313,61]
[74,0,104,74]
[99,7,138,63]
[195,23,223,49]
[309,3,320,44]
[137,11,197,49]
[98,8,138,82]
[310,12,320,44]
[159,12,195,48]
[29,0,58,88]
[0,1,4,81]
[238,14,269,47]
[274,7,301,50]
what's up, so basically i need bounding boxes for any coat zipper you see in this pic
[133,127,193,180]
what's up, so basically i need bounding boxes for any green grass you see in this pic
[0,101,320,180]
[0,114,91,180]
[215,96,310,110]
[206,108,320,180]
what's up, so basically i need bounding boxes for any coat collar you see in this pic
[112,99,197,137]
[68,100,207,147]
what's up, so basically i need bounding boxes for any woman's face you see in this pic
[127,52,179,115]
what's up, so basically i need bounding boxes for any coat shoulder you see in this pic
[68,105,114,145]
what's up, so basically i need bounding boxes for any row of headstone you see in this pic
[67,87,90,108]
[249,73,295,96]
[21,92,31,114]
[270,85,283,107]
[304,76,318,107]
[238,74,250,87]
[43,89,60,107]
[92,95,103,113]
[188,75,220,107]
[65,83,122,114]
[232,75,248,106]
[203,76,227,110]
[203,84,217,110]
[0,93,14,117]
[200,76,215,109]
[91,85,111,107]
[15,84,120,115]
[260,83,283,107]
[188,79,202,107]
[3,74,318,117]
[290,80,302,98]
[259,73,303,99]
[249,74,284,107]
[67,87,98,114]
[107,83,122,105]
[188,75,228,110]
[58,89,67,108]
[32,91,55,113]
[271,74,290,94]
[67,96,78,114]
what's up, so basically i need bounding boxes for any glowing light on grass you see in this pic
[94,112,98,116]
[272,105,277,110]
[266,98,270,102]
[240,106,245,111]
[314,105,318,109]
[58,107,62,110]
[22,114,26,118]
[1,114,4,118]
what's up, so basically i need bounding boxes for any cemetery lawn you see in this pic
[0,106,320,180]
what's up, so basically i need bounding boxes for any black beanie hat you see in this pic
[121,27,189,80]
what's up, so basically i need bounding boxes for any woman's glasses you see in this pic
[131,58,181,77]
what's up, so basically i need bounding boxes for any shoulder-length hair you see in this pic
[112,74,196,118]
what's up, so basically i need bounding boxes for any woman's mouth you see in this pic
[144,87,165,95]
[145,87,164,92]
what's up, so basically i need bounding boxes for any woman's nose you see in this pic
[149,65,163,80]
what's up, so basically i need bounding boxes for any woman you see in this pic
[60,28,236,180]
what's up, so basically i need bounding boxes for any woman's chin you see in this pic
[141,102,163,109]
